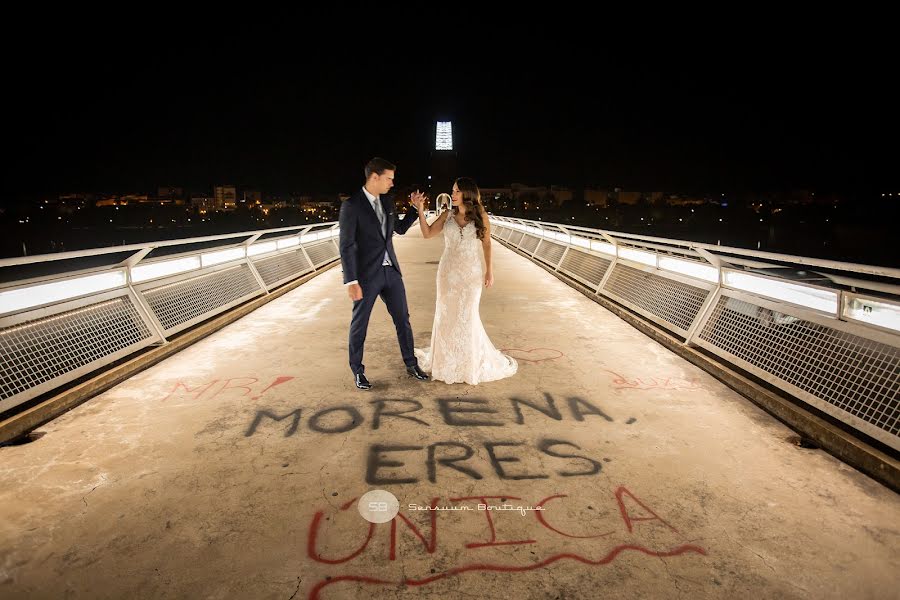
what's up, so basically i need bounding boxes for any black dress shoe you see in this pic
[406,365,429,380]
[355,372,372,390]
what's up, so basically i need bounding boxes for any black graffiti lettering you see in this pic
[365,445,423,485]
[245,409,302,437]
[370,399,430,430]
[538,439,603,476]
[427,442,482,483]
[437,398,503,427]
[567,397,614,422]
[484,442,550,480]
[511,392,563,424]
[307,406,363,434]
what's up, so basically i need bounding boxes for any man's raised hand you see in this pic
[410,189,428,212]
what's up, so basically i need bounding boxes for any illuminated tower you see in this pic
[429,120,458,198]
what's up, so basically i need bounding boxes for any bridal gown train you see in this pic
[414,216,518,384]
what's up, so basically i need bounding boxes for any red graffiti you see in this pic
[309,545,707,599]
[307,497,375,564]
[449,496,536,548]
[615,487,680,534]
[161,379,220,402]
[501,348,565,363]
[251,376,294,400]
[390,497,439,560]
[161,376,295,402]
[536,494,614,539]
[606,370,700,390]
[305,486,706,599]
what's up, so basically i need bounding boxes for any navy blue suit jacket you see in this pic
[339,189,419,285]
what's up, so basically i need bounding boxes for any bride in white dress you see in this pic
[411,177,518,384]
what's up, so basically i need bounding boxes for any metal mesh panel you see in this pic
[604,263,709,332]
[143,265,260,333]
[534,240,567,267]
[0,297,152,401]
[700,295,900,437]
[560,248,613,286]
[305,241,339,266]
[252,250,312,288]
[508,231,524,245]
[501,227,513,240]
[520,234,540,253]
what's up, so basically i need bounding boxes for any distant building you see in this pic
[58,193,93,204]
[584,188,611,207]
[480,187,512,198]
[429,120,458,196]
[95,197,120,207]
[615,191,641,205]
[53,193,91,212]
[158,186,184,199]
[191,196,217,214]
[550,186,573,207]
[646,192,664,205]
[215,185,237,210]
[665,195,707,206]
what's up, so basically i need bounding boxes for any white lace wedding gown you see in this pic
[414,217,518,384]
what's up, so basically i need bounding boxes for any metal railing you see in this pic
[489,216,900,452]
[0,222,341,413]
[2,215,898,453]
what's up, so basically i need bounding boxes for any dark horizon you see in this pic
[7,22,897,205]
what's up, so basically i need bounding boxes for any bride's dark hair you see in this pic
[453,177,486,240]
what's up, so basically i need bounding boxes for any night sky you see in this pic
[8,20,896,204]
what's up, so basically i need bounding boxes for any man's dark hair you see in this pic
[365,157,396,180]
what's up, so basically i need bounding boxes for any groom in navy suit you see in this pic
[339,157,430,390]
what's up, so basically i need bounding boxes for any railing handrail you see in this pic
[490,216,900,281]
[4,214,898,289]
[0,221,339,269]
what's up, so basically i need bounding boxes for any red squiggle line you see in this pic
[308,543,707,599]
[500,348,565,363]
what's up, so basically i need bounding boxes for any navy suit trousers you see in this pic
[349,265,417,374]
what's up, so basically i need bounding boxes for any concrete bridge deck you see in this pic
[1,228,898,599]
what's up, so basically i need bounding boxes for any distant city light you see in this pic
[435,121,453,150]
